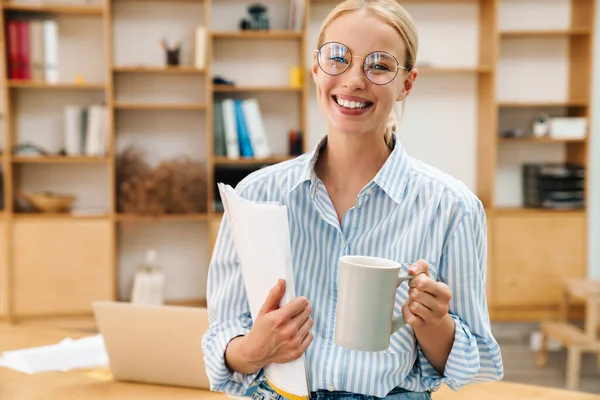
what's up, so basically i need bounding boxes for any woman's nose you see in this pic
[342,58,366,89]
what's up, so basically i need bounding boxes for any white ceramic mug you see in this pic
[334,255,415,352]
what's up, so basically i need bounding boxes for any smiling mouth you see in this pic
[333,95,373,109]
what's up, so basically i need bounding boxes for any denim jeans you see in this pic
[250,381,432,400]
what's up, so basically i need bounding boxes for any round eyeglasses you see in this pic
[314,41,409,85]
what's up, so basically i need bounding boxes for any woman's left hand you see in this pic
[402,260,452,329]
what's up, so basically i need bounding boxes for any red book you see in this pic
[17,21,31,80]
[7,20,20,79]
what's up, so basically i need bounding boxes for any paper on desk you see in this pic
[218,183,310,400]
[0,334,108,374]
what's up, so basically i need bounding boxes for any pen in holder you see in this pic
[161,38,181,67]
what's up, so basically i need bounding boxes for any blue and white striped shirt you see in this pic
[202,133,504,397]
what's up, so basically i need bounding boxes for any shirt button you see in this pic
[365,189,372,195]
[327,383,336,391]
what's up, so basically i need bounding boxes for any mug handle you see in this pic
[390,274,418,334]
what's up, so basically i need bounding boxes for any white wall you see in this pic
[590,0,600,279]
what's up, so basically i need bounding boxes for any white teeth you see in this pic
[336,97,368,109]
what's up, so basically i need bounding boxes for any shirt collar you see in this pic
[289,132,411,204]
[373,132,411,204]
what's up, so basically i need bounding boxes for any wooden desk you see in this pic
[1,324,599,400]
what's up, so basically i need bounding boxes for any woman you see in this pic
[202,0,504,398]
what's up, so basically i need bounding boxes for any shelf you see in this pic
[213,156,294,166]
[493,208,586,215]
[8,81,106,90]
[211,30,303,40]
[500,28,591,38]
[164,298,207,307]
[12,156,109,164]
[213,85,302,93]
[498,137,586,144]
[114,102,207,110]
[417,65,492,73]
[2,3,105,15]
[112,66,205,74]
[498,100,588,108]
[14,213,110,220]
[116,213,212,222]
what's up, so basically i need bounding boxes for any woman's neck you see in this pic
[315,131,392,194]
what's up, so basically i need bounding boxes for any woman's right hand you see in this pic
[229,279,314,373]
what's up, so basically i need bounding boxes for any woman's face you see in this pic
[312,9,417,139]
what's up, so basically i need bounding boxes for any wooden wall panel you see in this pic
[492,212,586,307]
[13,219,114,316]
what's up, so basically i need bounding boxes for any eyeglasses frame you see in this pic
[313,41,411,86]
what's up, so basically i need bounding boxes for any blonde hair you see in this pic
[316,0,418,147]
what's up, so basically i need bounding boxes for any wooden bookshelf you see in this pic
[498,137,586,144]
[12,156,109,164]
[484,0,596,321]
[7,81,106,90]
[500,28,591,38]
[0,0,592,325]
[13,213,110,220]
[116,213,213,222]
[212,85,302,93]
[417,66,493,73]
[1,3,105,15]
[493,207,586,216]
[113,102,207,110]
[112,66,206,74]
[211,30,303,39]
[498,100,588,107]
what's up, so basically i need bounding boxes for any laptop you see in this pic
[92,300,211,389]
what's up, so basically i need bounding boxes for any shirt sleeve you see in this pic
[201,214,264,394]
[417,200,504,391]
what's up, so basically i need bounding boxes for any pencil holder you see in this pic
[166,47,181,66]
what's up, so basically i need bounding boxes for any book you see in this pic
[217,183,310,400]
[18,21,31,80]
[234,99,254,158]
[43,20,59,83]
[194,26,206,69]
[221,99,240,159]
[213,100,227,157]
[30,20,45,82]
[7,20,20,79]
[85,104,107,156]
[63,105,84,155]
[241,98,271,159]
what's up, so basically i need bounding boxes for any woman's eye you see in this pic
[367,63,392,71]
[329,56,348,64]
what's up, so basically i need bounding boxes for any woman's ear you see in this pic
[312,53,319,84]
[397,68,418,102]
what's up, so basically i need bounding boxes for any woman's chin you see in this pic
[330,120,376,137]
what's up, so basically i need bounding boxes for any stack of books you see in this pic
[213,98,271,159]
[6,19,59,82]
[63,104,108,157]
